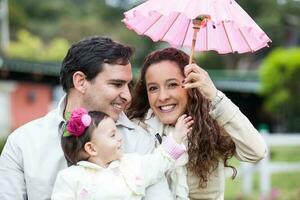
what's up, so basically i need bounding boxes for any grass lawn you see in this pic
[225,146,300,200]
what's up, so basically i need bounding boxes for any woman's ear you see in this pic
[84,142,97,156]
[73,71,87,94]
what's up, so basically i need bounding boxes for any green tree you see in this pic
[7,0,157,65]
[5,30,70,61]
[259,48,300,132]
[7,0,300,69]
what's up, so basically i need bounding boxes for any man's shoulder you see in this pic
[9,108,59,140]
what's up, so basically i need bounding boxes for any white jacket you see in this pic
[0,95,172,200]
[52,142,183,200]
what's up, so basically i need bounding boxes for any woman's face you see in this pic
[145,60,188,125]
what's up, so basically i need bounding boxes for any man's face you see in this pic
[83,63,132,121]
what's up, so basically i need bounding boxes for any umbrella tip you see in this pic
[193,15,211,28]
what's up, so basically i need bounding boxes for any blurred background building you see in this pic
[0,0,299,135]
[0,0,300,198]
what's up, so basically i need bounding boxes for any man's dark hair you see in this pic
[60,36,133,93]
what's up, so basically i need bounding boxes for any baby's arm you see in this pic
[167,115,192,200]
[173,114,193,144]
[136,115,193,187]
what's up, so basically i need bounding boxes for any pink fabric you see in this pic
[161,135,187,160]
[123,0,271,54]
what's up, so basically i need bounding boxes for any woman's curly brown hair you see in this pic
[127,48,237,187]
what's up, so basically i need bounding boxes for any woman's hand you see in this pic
[173,114,193,144]
[183,64,217,101]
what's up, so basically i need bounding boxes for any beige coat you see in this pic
[135,94,268,200]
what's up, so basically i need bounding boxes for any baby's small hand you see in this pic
[173,114,194,144]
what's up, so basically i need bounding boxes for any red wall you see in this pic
[10,83,52,130]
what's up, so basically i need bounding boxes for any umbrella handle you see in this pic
[189,16,210,64]
[189,27,200,64]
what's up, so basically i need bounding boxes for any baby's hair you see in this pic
[61,111,107,166]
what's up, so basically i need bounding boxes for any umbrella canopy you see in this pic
[123,0,271,54]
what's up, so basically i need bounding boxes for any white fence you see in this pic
[238,132,300,198]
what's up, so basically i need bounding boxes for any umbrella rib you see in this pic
[160,13,181,40]
[222,21,233,52]
[238,28,253,52]
[181,19,191,48]
[141,14,163,35]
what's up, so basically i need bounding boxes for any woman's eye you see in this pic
[148,86,158,92]
[168,82,178,88]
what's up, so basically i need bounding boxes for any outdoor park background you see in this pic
[0,0,299,199]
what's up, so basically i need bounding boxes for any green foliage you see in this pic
[0,138,6,154]
[271,146,300,162]
[259,48,300,131]
[7,0,158,64]
[195,51,225,69]
[8,0,299,69]
[5,30,70,61]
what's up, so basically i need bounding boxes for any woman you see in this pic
[127,48,267,200]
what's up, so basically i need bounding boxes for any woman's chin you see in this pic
[157,116,178,125]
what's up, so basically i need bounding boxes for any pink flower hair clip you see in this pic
[63,107,92,137]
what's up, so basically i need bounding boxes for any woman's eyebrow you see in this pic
[166,78,179,82]
[146,82,157,86]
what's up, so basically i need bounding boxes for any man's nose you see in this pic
[120,85,132,103]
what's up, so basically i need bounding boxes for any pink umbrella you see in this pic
[123,0,271,64]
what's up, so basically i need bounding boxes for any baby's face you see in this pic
[91,117,123,163]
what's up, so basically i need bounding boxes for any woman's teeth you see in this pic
[160,105,175,111]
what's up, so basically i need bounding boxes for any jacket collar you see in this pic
[55,95,67,136]
[77,160,120,170]
[143,109,167,137]
[57,94,67,122]
[116,112,135,129]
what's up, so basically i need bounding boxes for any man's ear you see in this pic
[84,142,97,156]
[73,71,88,94]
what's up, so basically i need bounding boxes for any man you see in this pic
[0,36,172,200]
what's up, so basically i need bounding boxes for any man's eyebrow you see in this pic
[107,79,127,83]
